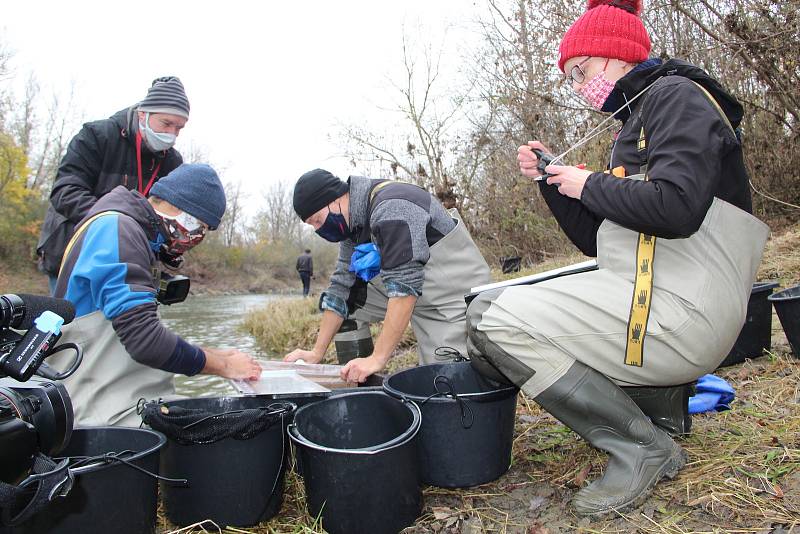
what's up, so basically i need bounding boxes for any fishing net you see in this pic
[139,399,294,445]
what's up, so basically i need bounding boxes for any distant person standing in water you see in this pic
[296,248,314,297]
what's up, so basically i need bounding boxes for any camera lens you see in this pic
[0,386,38,484]
[0,379,73,456]
[0,294,25,330]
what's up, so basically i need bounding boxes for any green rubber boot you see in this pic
[535,361,688,516]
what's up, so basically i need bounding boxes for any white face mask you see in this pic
[140,112,177,152]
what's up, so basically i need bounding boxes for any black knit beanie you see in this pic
[138,76,190,119]
[293,169,350,220]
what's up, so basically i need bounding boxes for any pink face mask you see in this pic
[578,70,616,111]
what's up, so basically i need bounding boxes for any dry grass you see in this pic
[243,296,417,362]
[758,222,800,287]
[492,250,587,283]
[242,298,330,358]
[161,225,800,533]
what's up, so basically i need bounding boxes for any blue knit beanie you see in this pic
[149,164,226,229]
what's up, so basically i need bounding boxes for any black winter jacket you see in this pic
[541,59,752,257]
[37,107,182,275]
[296,252,313,274]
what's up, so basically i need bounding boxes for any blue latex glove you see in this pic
[349,243,381,282]
[688,374,735,414]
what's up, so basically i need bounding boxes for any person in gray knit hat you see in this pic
[50,163,261,427]
[285,169,491,383]
[137,76,190,152]
[37,76,190,294]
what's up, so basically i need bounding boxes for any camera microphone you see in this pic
[0,294,76,331]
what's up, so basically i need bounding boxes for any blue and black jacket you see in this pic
[54,186,205,375]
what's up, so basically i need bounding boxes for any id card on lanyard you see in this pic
[135,130,163,196]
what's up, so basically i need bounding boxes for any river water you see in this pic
[159,293,286,397]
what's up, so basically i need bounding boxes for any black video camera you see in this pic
[157,272,191,305]
[0,377,73,484]
[0,294,79,486]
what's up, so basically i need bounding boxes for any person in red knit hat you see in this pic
[466,0,769,516]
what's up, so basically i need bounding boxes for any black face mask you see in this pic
[315,210,350,242]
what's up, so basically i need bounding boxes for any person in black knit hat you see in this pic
[286,168,491,383]
[37,76,191,294]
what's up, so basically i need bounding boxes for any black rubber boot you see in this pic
[534,361,688,517]
[622,384,694,437]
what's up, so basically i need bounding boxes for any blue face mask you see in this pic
[315,210,350,242]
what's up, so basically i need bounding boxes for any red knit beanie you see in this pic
[558,0,651,72]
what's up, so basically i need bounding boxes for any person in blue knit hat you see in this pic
[50,164,262,427]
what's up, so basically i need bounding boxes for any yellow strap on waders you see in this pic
[623,81,737,367]
[624,127,654,367]
[58,211,121,277]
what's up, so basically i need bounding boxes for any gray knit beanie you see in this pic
[149,164,226,229]
[138,76,190,119]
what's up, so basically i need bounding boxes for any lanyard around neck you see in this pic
[135,130,163,196]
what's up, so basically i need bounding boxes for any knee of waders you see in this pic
[465,290,533,388]
[465,289,503,334]
[466,335,515,386]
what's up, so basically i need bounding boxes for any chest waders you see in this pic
[51,212,177,427]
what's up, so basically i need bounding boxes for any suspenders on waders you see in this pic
[58,211,121,277]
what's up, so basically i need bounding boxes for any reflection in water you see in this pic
[159,293,286,397]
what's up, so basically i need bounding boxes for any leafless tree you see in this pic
[220,179,243,247]
[341,30,500,211]
[256,180,302,244]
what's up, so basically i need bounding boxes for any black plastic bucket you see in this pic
[500,256,522,274]
[155,397,295,528]
[769,285,800,357]
[383,361,519,488]
[719,281,779,367]
[1,427,165,534]
[289,391,422,534]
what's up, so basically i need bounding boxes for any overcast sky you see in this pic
[3,0,483,216]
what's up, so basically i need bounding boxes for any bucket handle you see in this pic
[288,398,423,455]
[60,451,188,486]
[434,346,469,362]
[418,375,475,429]
[253,411,288,521]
